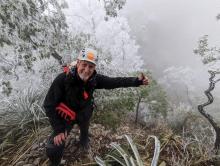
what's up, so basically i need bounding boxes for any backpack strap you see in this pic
[63,66,70,75]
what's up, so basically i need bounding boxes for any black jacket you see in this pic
[43,67,142,134]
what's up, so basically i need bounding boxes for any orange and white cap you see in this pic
[77,48,98,65]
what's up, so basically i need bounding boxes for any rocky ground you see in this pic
[1,117,218,166]
[2,121,152,166]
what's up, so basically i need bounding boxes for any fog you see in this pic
[64,0,220,108]
[119,0,220,112]
[121,0,220,79]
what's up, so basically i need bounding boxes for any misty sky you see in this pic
[121,0,220,79]
[64,0,220,86]
[63,0,220,118]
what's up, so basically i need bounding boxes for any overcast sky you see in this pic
[120,0,220,79]
[63,0,220,115]
[64,0,220,87]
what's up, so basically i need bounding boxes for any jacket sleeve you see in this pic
[43,73,66,134]
[95,74,143,89]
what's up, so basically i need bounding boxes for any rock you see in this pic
[21,155,28,161]
[24,157,30,163]
[33,158,41,166]
[159,161,166,166]
[29,152,39,158]
[38,147,44,151]
[28,158,34,164]
[102,131,109,136]
[43,139,47,143]
[15,161,25,166]
[115,135,123,139]
[31,144,38,150]
[41,154,47,160]
[60,159,66,165]
[25,154,32,158]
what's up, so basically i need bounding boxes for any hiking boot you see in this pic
[49,159,66,166]
[80,142,90,153]
[48,161,60,166]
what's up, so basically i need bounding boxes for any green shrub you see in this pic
[93,72,169,128]
[92,109,126,131]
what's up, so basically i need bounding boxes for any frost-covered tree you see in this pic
[102,0,126,17]
[0,0,71,96]
[195,35,220,151]
[96,16,143,73]
[194,35,220,71]
[0,0,70,67]
[65,0,143,74]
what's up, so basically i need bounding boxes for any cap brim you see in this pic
[78,58,96,65]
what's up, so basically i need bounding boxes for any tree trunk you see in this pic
[198,71,220,151]
[51,49,63,65]
[135,95,142,125]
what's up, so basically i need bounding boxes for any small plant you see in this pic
[95,134,161,166]
[0,87,47,151]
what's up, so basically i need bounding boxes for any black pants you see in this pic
[46,120,90,166]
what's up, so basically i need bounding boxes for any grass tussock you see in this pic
[0,88,49,165]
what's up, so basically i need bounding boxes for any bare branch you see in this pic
[198,71,220,150]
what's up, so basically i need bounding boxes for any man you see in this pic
[43,48,149,166]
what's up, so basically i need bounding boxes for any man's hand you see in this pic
[54,131,68,146]
[138,73,149,85]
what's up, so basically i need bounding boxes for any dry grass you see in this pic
[0,88,218,166]
[0,116,218,166]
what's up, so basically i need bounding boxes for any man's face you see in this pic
[76,60,96,82]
